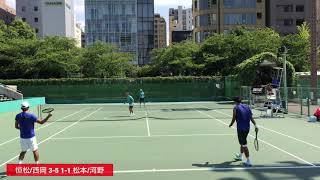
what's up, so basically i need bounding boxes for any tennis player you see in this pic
[139,89,145,108]
[229,97,258,166]
[15,102,53,164]
[125,92,135,116]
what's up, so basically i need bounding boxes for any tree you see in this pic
[151,40,202,76]
[80,41,134,78]
[236,52,295,86]
[200,27,281,75]
[282,22,311,72]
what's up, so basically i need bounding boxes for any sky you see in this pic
[5,0,192,30]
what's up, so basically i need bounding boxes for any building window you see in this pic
[257,12,262,19]
[296,19,304,26]
[35,28,39,33]
[208,0,217,8]
[22,18,26,22]
[296,5,304,12]
[224,13,256,25]
[224,0,256,8]
[257,0,262,3]
[283,19,294,26]
[34,6,38,11]
[283,5,293,12]
[21,6,26,12]
[194,0,198,9]
[34,17,38,22]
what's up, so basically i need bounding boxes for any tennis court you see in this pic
[1,101,320,180]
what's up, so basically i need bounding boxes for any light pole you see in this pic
[279,46,288,113]
[310,0,318,104]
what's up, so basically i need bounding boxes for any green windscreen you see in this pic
[13,77,240,104]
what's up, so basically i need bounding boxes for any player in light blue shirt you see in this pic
[139,89,145,108]
[125,92,135,116]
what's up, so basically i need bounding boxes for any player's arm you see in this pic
[229,108,236,128]
[15,121,20,130]
[250,111,259,132]
[251,117,259,132]
[36,113,52,125]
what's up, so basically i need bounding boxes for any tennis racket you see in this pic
[42,108,54,113]
[254,130,259,151]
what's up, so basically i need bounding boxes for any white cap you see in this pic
[21,102,30,109]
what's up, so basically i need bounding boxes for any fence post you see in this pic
[307,98,310,117]
[300,98,303,116]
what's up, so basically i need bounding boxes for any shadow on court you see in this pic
[192,161,320,179]
[50,116,212,122]
[51,117,146,122]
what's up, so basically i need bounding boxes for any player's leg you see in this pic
[18,152,27,164]
[30,137,40,164]
[32,150,40,164]
[139,98,142,108]
[235,130,244,161]
[241,132,251,166]
[131,106,135,115]
[18,138,28,164]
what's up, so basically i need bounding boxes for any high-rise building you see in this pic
[172,31,193,43]
[192,0,266,43]
[81,30,86,48]
[169,6,193,44]
[266,0,320,41]
[85,0,154,65]
[75,23,82,47]
[0,0,16,24]
[154,13,167,48]
[16,0,75,38]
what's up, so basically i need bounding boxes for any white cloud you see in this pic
[6,0,15,8]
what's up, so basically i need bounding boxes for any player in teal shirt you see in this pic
[125,92,135,116]
[139,89,145,108]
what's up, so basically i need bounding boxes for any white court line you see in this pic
[114,166,320,174]
[0,108,88,147]
[50,133,235,140]
[0,108,102,168]
[195,109,316,167]
[145,111,151,136]
[213,109,320,151]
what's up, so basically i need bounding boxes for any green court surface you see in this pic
[1,102,320,180]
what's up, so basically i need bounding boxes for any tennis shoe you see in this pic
[234,154,243,161]
[243,160,252,167]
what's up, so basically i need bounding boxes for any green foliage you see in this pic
[0,20,136,79]
[282,22,311,72]
[151,40,203,76]
[0,76,224,86]
[0,21,311,85]
[236,52,295,86]
[80,41,134,78]
[200,27,281,75]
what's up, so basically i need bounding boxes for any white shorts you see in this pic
[20,137,38,152]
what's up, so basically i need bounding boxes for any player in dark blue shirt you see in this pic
[15,102,53,164]
[229,97,258,166]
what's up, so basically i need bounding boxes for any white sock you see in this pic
[18,160,23,164]
[36,161,40,164]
